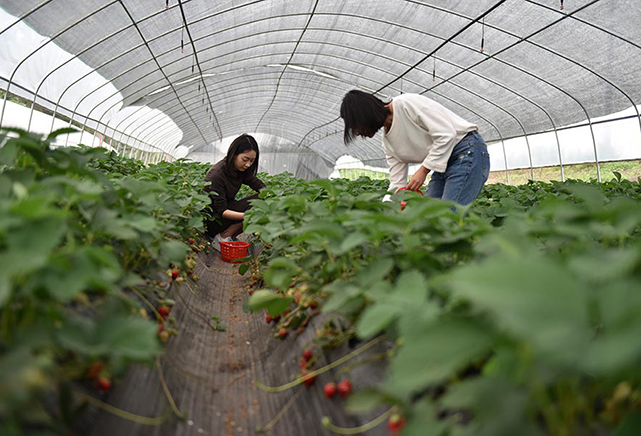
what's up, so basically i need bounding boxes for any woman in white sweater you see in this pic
[340,90,490,206]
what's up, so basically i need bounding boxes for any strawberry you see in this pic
[97,376,112,392]
[302,370,316,387]
[189,238,195,245]
[171,269,179,280]
[87,362,103,379]
[248,282,254,289]
[158,306,171,317]
[278,329,288,339]
[273,315,281,322]
[168,278,173,284]
[324,382,337,398]
[387,414,406,435]
[159,331,169,343]
[158,323,165,333]
[300,359,308,369]
[266,314,272,323]
[337,379,352,398]
[248,289,254,296]
[302,349,313,361]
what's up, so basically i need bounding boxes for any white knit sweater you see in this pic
[382,93,478,191]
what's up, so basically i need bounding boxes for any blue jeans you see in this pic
[426,131,490,206]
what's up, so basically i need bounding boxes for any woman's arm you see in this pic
[246,174,266,192]
[222,210,244,221]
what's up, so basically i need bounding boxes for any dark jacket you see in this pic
[204,159,266,216]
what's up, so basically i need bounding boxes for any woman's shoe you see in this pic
[213,234,233,252]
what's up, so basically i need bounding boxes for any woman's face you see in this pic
[234,150,257,171]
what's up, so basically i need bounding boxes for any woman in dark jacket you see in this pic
[203,134,265,251]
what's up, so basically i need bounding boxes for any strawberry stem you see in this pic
[321,407,395,434]
[74,391,171,425]
[156,357,184,418]
[254,335,386,392]
[255,389,302,433]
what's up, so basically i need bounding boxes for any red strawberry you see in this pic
[300,359,308,369]
[189,238,195,245]
[387,415,406,435]
[97,376,112,392]
[158,306,171,317]
[266,314,272,323]
[168,278,173,284]
[87,362,103,379]
[273,315,281,322]
[171,269,179,280]
[302,349,313,361]
[324,382,337,398]
[302,370,316,387]
[158,323,165,333]
[248,289,254,296]
[337,379,352,398]
[248,282,254,289]
[278,329,288,339]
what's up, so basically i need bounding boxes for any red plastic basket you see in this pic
[220,241,250,262]
[395,187,424,211]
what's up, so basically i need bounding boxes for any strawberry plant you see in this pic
[0,128,211,433]
[245,171,641,435]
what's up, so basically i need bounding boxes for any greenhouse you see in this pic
[1,1,641,435]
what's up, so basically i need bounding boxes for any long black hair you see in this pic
[225,134,260,176]
[340,90,390,144]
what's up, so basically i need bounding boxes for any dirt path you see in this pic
[90,248,389,436]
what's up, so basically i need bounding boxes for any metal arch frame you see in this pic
[0,0,56,39]
[401,0,639,180]
[136,74,349,146]
[0,74,169,157]
[3,3,636,179]
[28,5,591,159]
[18,8,547,147]
[525,0,641,175]
[89,0,212,151]
[174,70,508,174]
[144,52,511,154]
[301,0,614,181]
[419,0,603,180]
[254,0,320,131]
[0,0,120,127]
[176,0,222,139]
[89,38,528,154]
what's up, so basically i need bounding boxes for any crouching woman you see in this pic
[204,134,265,251]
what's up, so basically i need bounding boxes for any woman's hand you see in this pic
[407,166,430,191]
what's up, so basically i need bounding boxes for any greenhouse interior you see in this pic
[1,1,641,435]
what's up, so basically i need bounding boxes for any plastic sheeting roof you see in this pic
[1,0,640,179]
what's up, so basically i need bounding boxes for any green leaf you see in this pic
[345,389,390,414]
[337,232,369,254]
[386,317,494,398]
[239,264,249,275]
[441,376,543,436]
[355,303,400,338]
[160,240,188,265]
[392,271,428,308]
[247,290,293,316]
[446,254,590,366]
[614,411,641,436]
